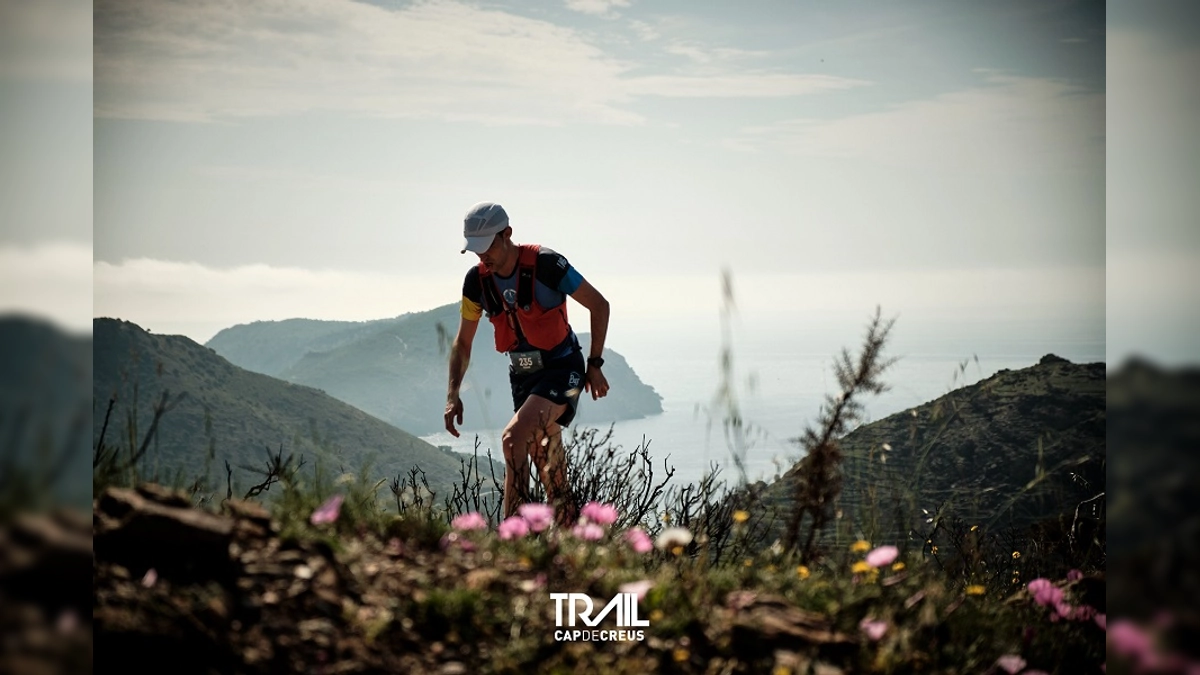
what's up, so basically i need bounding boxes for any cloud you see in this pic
[564,0,630,18]
[94,0,866,124]
[628,72,867,98]
[94,257,455,343]
[628,19,659,41]
[731,74,1102,172]
[0,0,92,82]
[0,241,92,334]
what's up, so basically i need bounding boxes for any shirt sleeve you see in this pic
[536,247,584,295]
[461,268,483,321]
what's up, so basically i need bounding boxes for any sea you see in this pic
[421,313,1105,489]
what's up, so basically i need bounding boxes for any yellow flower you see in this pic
[673,648,690,663]
[965,585,986,596]
[851,561,872,574]
[851,540,871,553]
[796,565,810,580]
[733,510,750,523]
[891,562,906,572]
[1012,551,1021,559]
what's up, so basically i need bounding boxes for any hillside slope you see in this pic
[207,304,663,435]
[765,354,1105,542]
[93,319,465,492]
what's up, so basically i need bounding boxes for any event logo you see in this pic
[550,592,649,642]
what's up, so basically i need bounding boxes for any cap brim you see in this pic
[461,234,495,254]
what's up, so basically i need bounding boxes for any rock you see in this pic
[728,592,852,649]
[94,486,235,584]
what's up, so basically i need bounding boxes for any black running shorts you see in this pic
[509,349,586,427]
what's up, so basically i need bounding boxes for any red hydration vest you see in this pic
[478,244,571,353]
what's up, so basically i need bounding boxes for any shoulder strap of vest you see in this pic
[515,244,540,311]
[477,264,502,315]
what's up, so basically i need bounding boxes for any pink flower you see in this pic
[1095,613,1107,631]
[619,579,654,601]
[517,503,555,532]
[1053,600,1075,621]
[858,618,888,641]
[1027,578,1064,608]
[1067,569,1084,582]
[498,516,530,540]
[865,545,899,568]
[310,494,344,525]
[572,522,605,541]
[1073,605,1097,622]
[623,528,654,554]
[581,502,618,526]
[451,511,488,531]
[995,654,1026,674]
[1108,620,1154,661]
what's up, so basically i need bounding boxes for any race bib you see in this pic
[509,350,544,374]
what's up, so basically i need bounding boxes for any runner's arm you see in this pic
[569,279,610,399]
[445,314,480,436]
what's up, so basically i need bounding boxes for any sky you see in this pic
[1,1,1197,366]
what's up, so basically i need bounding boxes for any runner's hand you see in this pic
[585,368,610,400]
[444,397,464,437]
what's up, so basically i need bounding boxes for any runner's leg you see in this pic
[501,394,567,518]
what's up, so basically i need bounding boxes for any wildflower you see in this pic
[796,565,810,580]
[572,522,605,541]
[619,579,654,601]
[517,503,555,532]
[310,494,344,526]
[733,510,750,524]
[858,618,888,641]
[623,528,654,554]
[995,655,1026,674]
[891,562,906,572]
[655,527,694,552]
[965,585,986,596]
[450,511,488,532]
[580,501,618,526]
[1027,578,1063,608]
[851,561,873,575]
[865,545,899,568]
[1108,620,1154,662]
[498,516,530,540]
[850,540,871,553]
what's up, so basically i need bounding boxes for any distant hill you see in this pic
[92,319,466,494]
[206,304,664,436]
[0,315,92,511]
[764,354,1106,543]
